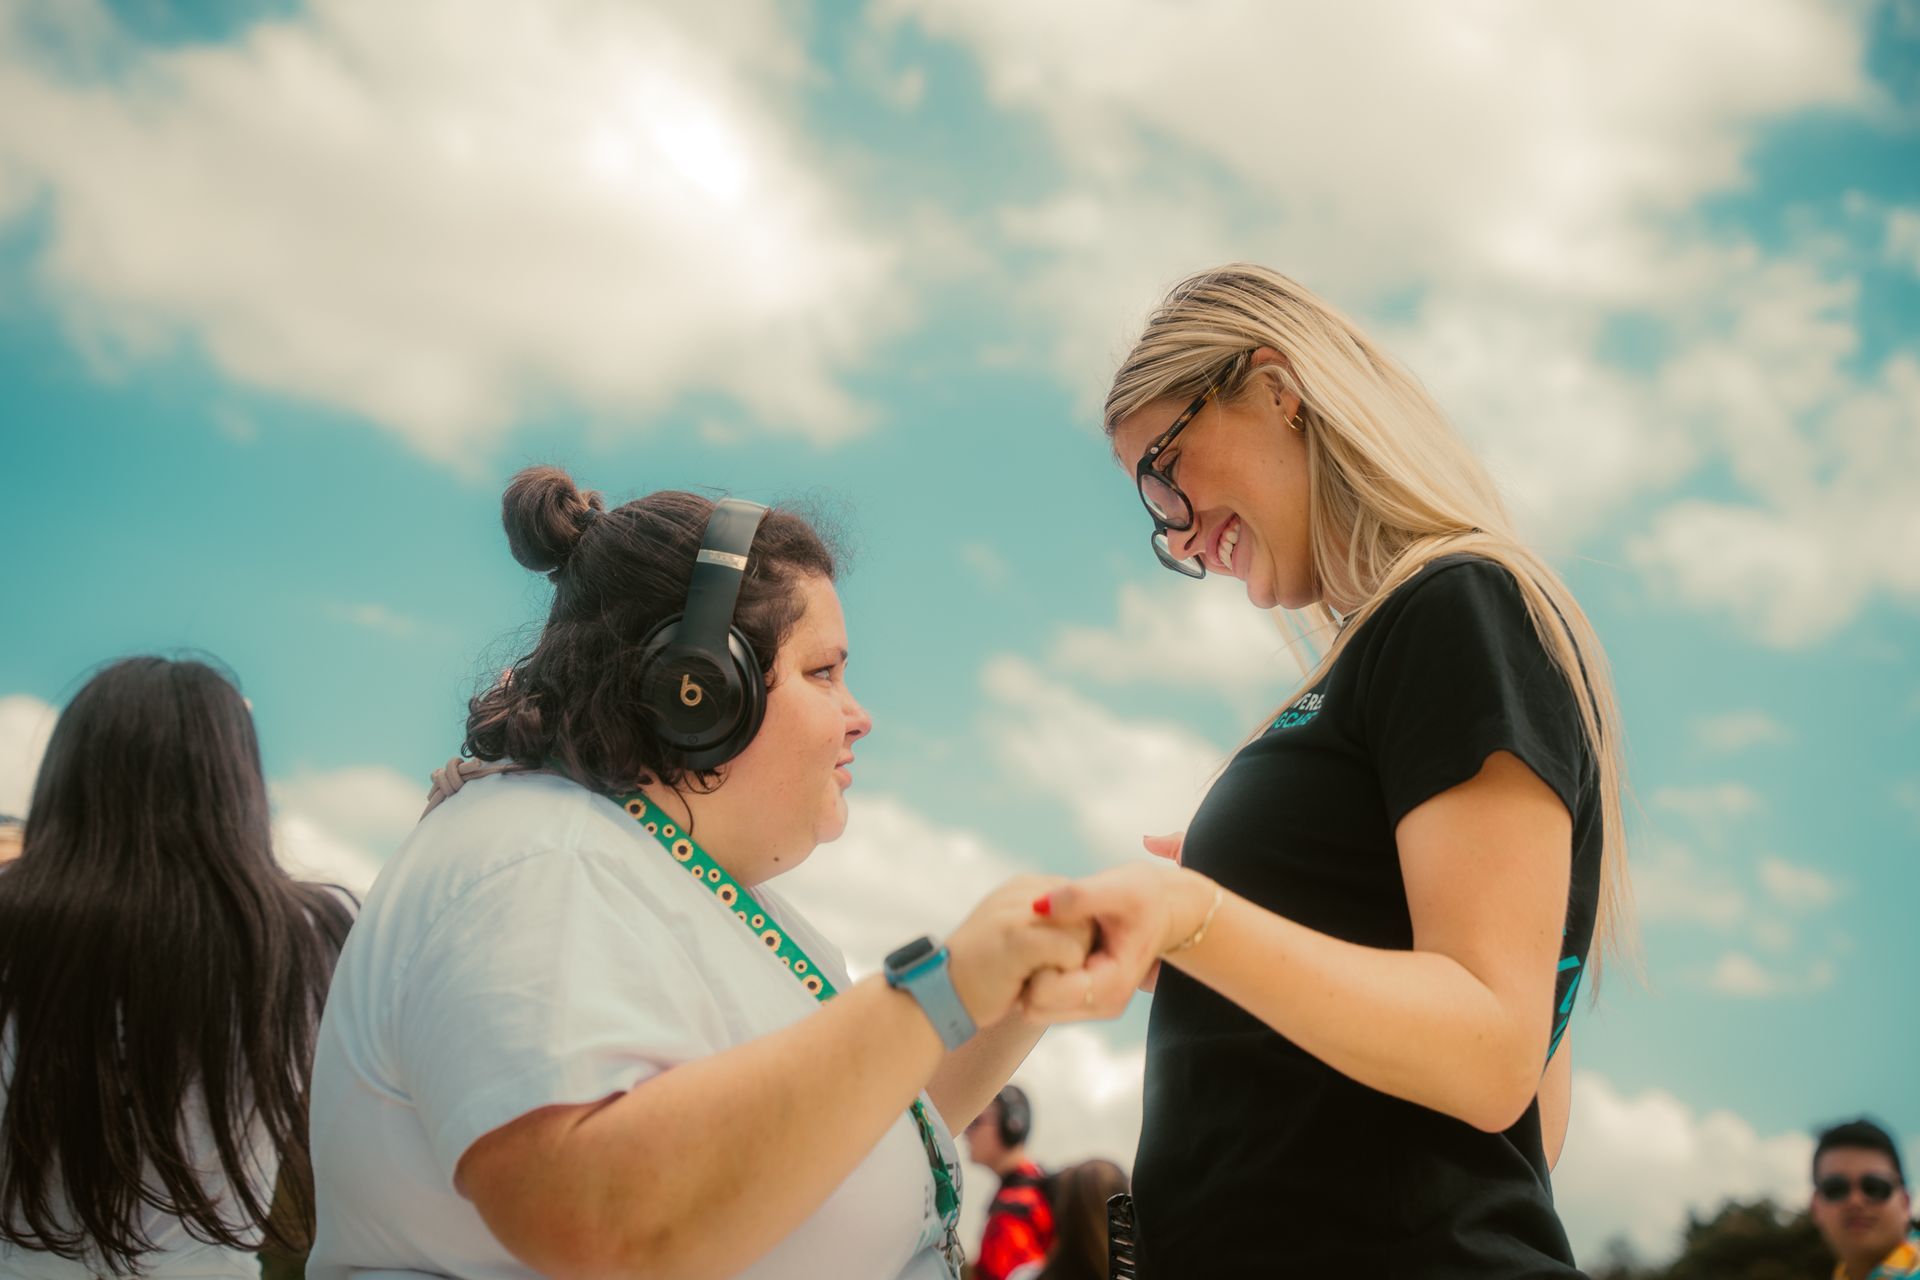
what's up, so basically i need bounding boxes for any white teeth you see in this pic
[1218,520,1240,568]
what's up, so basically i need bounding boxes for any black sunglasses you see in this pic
[1817,1173,1900,1204]
[1134,381,1221,578]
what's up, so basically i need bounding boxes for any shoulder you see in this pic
[364,772,662,943]
[403,771,627,884]
[1347,554,1544,663]
[1378,553,1528,622]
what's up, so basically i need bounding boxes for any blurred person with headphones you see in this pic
[962,1084,1056,1280]
[306,467,1093,1280]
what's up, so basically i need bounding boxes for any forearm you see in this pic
[925,1010,1047,1132]
[544,975,946,1279]
[1170,884,1549,1132]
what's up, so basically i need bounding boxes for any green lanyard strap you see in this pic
[609,789,965,1274]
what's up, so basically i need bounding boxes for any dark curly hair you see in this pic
[464,465,838,793]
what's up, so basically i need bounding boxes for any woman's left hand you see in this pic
[1020,861,1216,1022]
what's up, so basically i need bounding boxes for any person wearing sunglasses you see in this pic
[1811,1119,1918,1280]
[1021,263,1632,1276]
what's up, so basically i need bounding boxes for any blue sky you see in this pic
[2,0,1916,1262]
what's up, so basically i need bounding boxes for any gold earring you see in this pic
[1288,411,1304,432]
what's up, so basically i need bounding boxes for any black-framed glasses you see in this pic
[1817,1173,1899,1204]
[1134,381,1220,578]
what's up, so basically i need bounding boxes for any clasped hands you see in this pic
[947,832,1211,1029]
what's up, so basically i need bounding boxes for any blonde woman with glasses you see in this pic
[1023,264,1632,1276]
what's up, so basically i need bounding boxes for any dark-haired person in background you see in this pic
[1010,1159,1129,1280]
[964,1085,1055,1280]
[1811,1118,1917,1280]
[0,657,355,1279]
[308,467,1093,1280]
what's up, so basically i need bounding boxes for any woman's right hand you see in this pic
[942,876,1095,1027]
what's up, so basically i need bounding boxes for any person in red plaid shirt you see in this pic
[963,1086,1055,1280]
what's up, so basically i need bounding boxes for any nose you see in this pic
[1161,518,1206,564]
[844,691,872,743]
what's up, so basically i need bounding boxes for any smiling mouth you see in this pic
[1210,515,1242,575]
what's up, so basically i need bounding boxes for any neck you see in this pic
[1843,1242,1899,1280]
[993,1148,1029,1178]
[640,781,775,888]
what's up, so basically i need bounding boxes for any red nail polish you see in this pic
[1031,894,1052,917]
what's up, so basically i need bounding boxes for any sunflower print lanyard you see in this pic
[611,789,966,1277]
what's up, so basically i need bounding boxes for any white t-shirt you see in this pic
[0,1079,272,1280]
[308,771,962,1280]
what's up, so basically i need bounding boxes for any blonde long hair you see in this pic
[1105,263,1634,972]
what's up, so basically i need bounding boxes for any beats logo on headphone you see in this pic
[637,498,770,771]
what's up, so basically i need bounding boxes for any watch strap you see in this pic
[886,942,976,1051]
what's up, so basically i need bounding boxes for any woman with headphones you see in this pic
[307,467,1090,1280]
[1023,265,1633,1276]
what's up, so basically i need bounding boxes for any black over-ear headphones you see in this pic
[997,1084,1032,1147]
[636,498,770,772]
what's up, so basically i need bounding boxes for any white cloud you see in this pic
[0,695,56,816]
[271,763,424,893]
[0,0,897,466]
[1554,1070,1814,1261]
[1895,779,1920,829]
[988,187,1248,400]
[957,542,1010,589]
[1887,206,1920,275]
[881,0,1920,639]
[980,656,1225,860]
[273,810,383,895]
[272,764,425,857]
[326,601,420,638]
[1630,266,1920,646]
[1050,577,1304,706]
[1758,856,1840,910]
[882,0,1866,304]
[1383,290,1694,544]
[1705,949,1835,998]
[1651,783,1764,826]
[1694,711,1793,753]
[1632,840,1748,930]
[775,792,1034,976]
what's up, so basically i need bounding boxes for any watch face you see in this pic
[885,935,937,973]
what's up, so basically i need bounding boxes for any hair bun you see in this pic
[500,465,606,576]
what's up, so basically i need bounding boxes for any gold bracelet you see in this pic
[1164,883,1224,955]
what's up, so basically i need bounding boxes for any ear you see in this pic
[1248,347,1302,419]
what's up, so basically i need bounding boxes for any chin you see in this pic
[816,796,850,844]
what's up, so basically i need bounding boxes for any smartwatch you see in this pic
[883,935,976,1051]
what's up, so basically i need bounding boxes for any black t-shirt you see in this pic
[1133,555,1601,1278]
